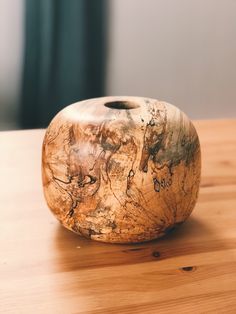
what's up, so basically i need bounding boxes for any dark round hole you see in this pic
[152,251,161,258]
[104,101,140,110]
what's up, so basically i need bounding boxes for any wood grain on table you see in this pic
[0,119,236,314]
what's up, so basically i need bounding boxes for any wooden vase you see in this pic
[42,96,201,243]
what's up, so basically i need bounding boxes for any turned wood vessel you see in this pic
[42,96,201,243]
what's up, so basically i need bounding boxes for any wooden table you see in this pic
[1,120,236,313]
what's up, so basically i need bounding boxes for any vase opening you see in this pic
[104,100,140,110]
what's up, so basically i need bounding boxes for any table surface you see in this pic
[1,119,236,314]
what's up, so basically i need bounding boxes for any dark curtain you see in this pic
[20,0,107,129]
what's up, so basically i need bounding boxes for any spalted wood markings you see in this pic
[42,96,201,243]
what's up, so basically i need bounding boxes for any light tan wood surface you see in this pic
[0,119,236,313]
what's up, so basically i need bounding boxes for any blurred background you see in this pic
[0,0,236,130]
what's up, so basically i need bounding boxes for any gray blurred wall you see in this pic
[0,0,24,130]
[107,0,236,119]
[0,0,236,131]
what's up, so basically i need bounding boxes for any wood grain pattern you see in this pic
[0,119,236,313]
[42,97,201,243]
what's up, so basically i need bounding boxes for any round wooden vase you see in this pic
[42,96,201,243]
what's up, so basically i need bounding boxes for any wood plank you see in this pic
[1,119,236,313]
